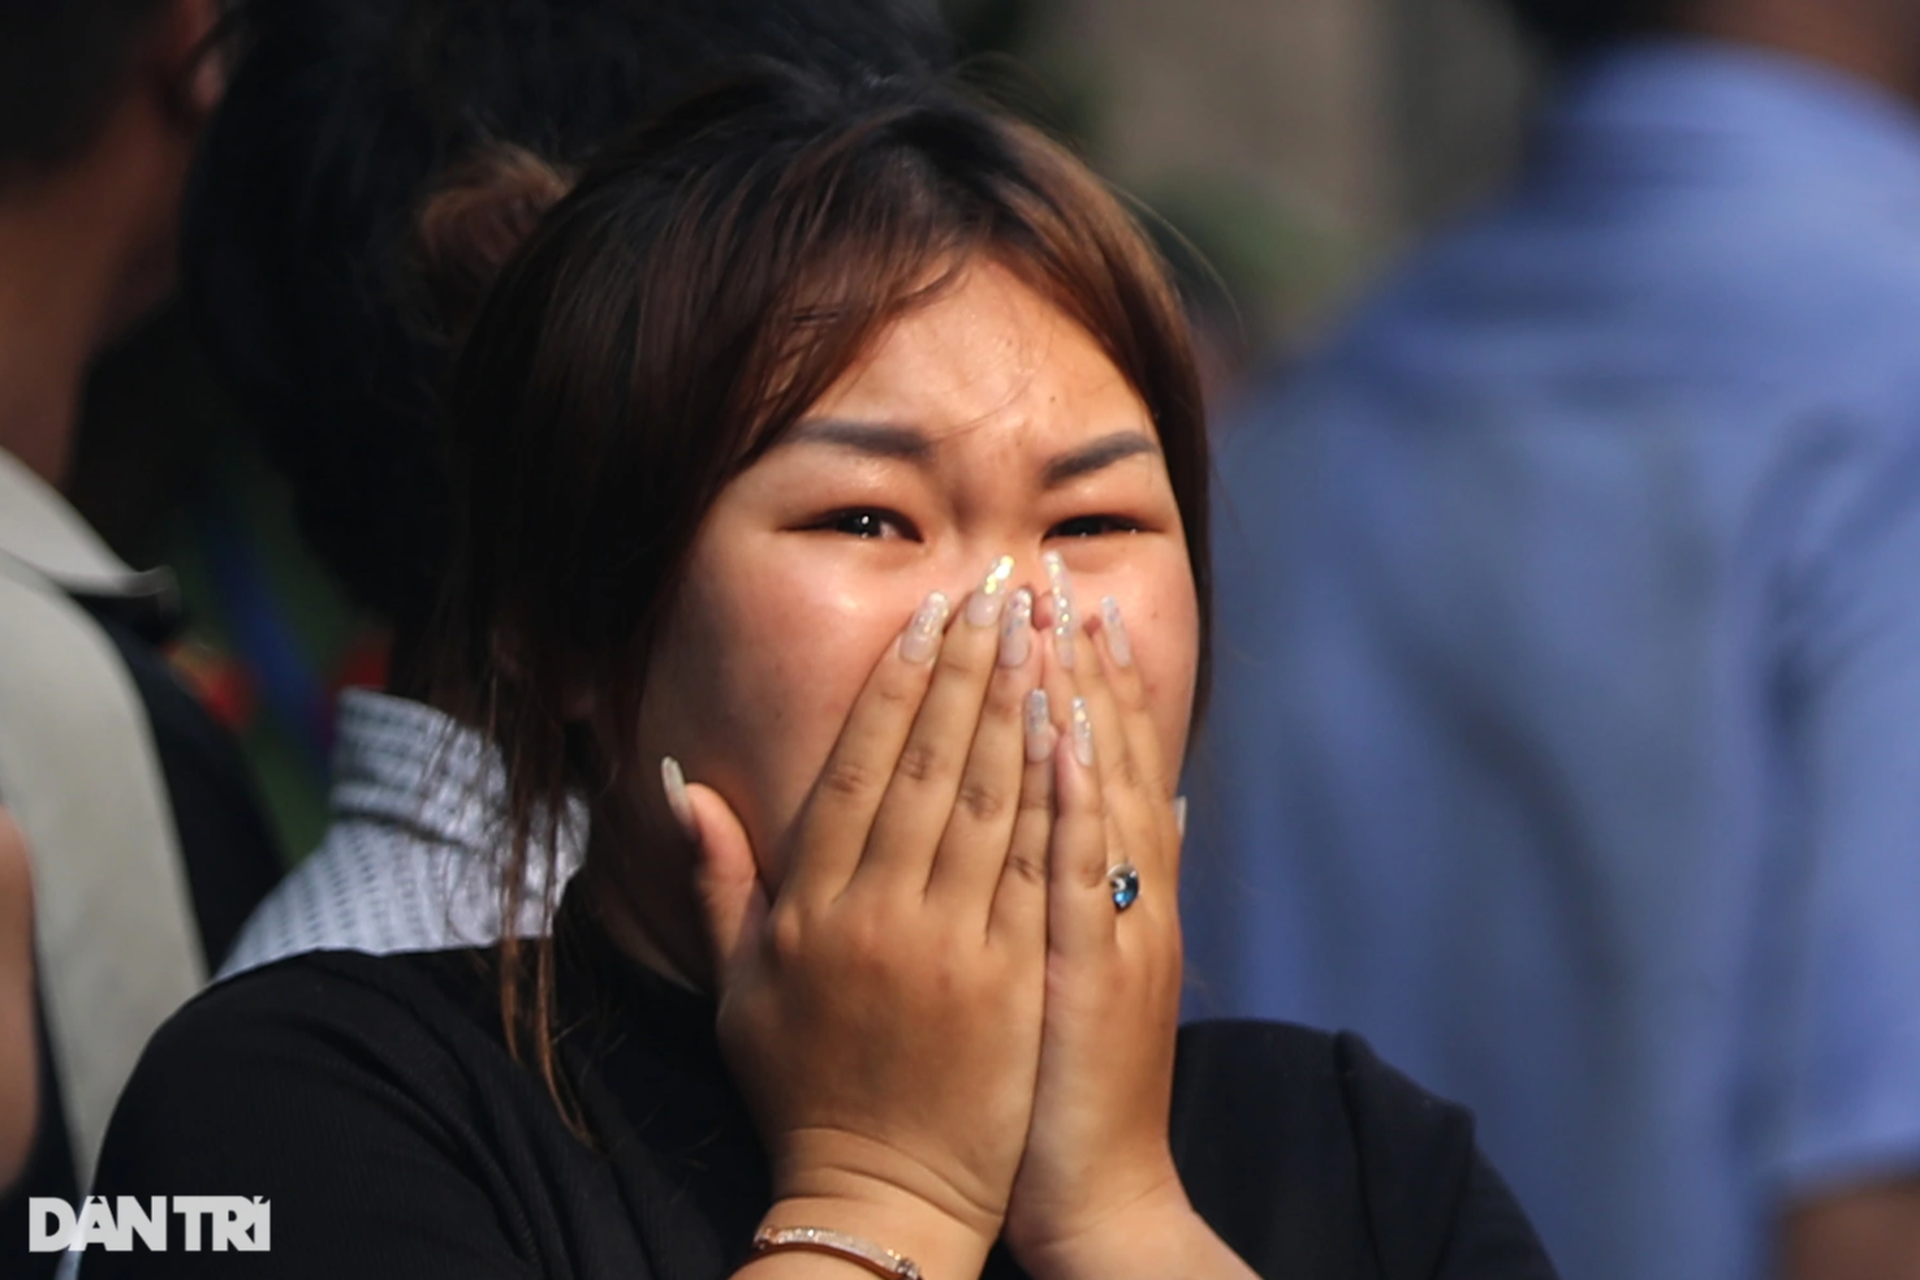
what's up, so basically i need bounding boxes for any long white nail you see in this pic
[1100,596,1133,667]
[660,756,696,837]
[1025,689,1054,761]
[965,555,1016,628]
[1173,795,1187,840]
[899,591,950,663]
[1000,587,1034,668]
[1044,550,1075,669]
[1070,696,1094,767]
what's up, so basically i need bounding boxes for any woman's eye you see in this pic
[1047,515,1141,539]
[819,509,917,540]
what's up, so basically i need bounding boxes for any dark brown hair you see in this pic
[417,65,1211,1100]
[185,0,947,632]
[0,0,172,187]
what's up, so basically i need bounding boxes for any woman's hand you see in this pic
[1004,558,1253,1280]
[686,566,1053,1280]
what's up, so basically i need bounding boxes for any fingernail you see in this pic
[1070,696,1094,767]
[1043,550,1075,669]
[1025,689,1054,762]
[1099,595,1133,667]
[898,591,950,663]
[660,756,696,837]
[1173,795,1187,840]
[999,587,1034,667]
[965,555,1017,627]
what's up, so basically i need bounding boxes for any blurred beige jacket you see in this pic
[0,447,203,1185]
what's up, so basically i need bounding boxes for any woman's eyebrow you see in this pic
[783,419,934,463]
[783,420,1158,486]
[1042,431,1161,488]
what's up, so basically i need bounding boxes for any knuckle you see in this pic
[1002,849,1048,887]
[980,668,1027,720]
[956,780,1008,823]
[819,757,882,802]
[933,636,989,682]
[766,906,809,963]
[870,673,922,712]
[895,740,944,784]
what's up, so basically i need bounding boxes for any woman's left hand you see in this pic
[1003,565,1253,1280]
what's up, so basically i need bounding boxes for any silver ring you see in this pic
[1107,862,1140,911]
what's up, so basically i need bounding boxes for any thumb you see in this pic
[662,759,765,975]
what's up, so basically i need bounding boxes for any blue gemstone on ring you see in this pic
[1108,862,1140,911]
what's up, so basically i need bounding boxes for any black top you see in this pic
[81,913,1557,1280]
[1,594,283,1280]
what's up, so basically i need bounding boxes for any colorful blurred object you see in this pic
[164,641,258,734]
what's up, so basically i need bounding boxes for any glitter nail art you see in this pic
[1000,587,1034,668]
[965,555,1016,628]
[899,591,950,663]
[1099,595,1133,667]
[1043,550,1075,669]
[1070,696,1094,767]
[1025,688,1054,761]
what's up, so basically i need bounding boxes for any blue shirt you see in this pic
[1184,41,1920,1280]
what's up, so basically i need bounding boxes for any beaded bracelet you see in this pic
[750,1225,924,1280]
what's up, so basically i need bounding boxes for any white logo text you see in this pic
[28,1197,271,1252]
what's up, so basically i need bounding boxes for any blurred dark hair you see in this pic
[1495,0,1674,58]
[0,0,173,186]
[416,65,1210,1104]
[184,0,949,645]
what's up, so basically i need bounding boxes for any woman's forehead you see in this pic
[803,264,1151,446]
[774,415,1163,488]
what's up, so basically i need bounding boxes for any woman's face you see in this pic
[635,259,1200,879]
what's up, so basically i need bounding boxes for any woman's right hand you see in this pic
[683,563,1053,1279]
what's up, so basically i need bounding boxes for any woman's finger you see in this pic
[927,585,1039,912]
[1043,556,1138,791]
[986,685,1055,944]
[675,767,768,975]
[1091,596,1175,805]
[857,559,1014,891]
[1084,596,1181,888]
[783,589,950,901]
[1040,645,1115,959]
[1045,557,1164,887]
[1064,621,1140,797]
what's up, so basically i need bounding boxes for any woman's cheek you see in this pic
[726,593,913,871]
[1120,575,1200,772]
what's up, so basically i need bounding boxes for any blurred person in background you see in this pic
[1183,1,1920,1278]
[188,0,950,979]
[0,0,282,1259]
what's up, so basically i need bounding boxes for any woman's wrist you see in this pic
[751,1189,998,1280]
[1010,1184,1255,1280]
[761,1127,1007,1280]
